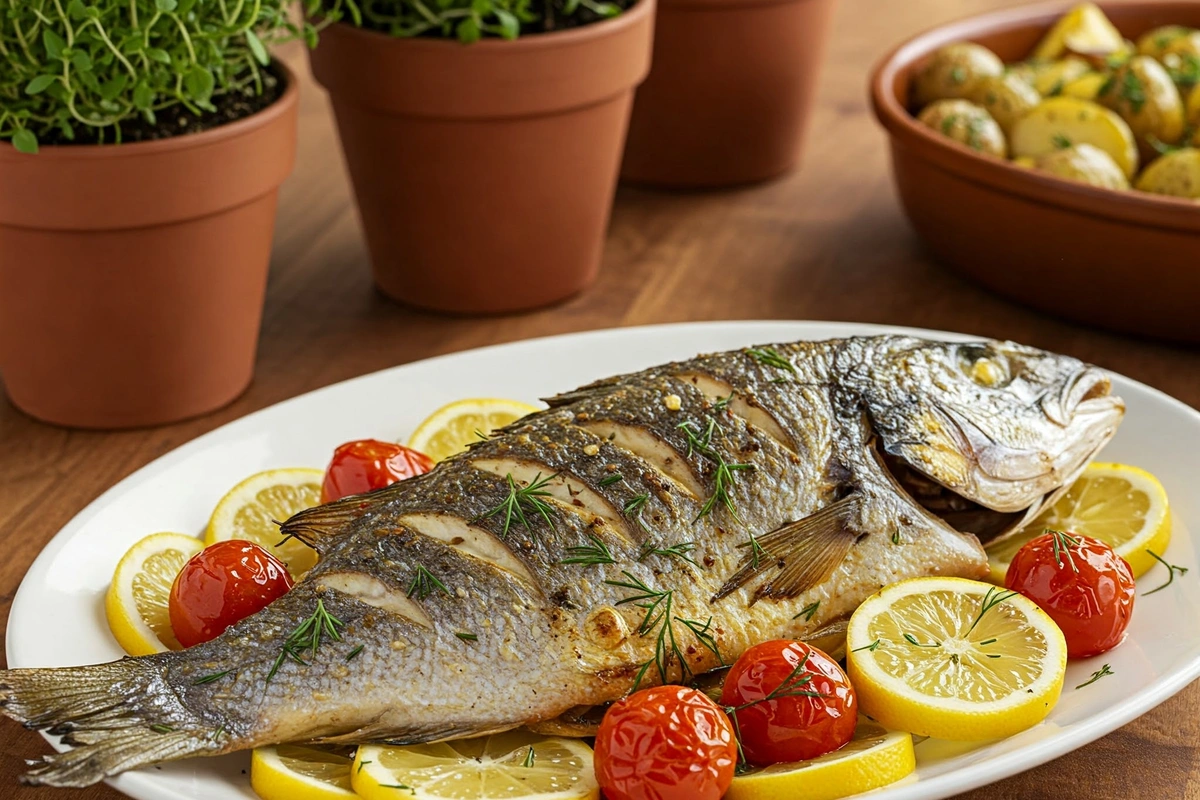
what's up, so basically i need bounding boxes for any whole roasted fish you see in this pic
[0,336,1123,787]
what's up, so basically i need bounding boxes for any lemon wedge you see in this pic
[104,532,204,655]
[408,398,540,462]
[725,720,914,800]
[846,577,1067,741]
[987,462,1171,583]
[251,745,356,800]
[205,468,324,577]
[352,732,598,800]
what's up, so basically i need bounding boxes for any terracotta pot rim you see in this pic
[319,0,653,52]
[869,0,1200,235]
[0,61,298,161]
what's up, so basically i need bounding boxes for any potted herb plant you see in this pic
[620,0,837,187]
[307,0,655,314]
[0,1,318,429]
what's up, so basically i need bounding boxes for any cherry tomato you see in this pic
[320,439,434,503]
[720,640,857,766]
[169,541,294,648]
[594,685,737,800]
[1005,529,1135,658]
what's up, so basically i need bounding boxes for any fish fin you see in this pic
[712,495,860,603]
[0,659,218,787]
[277,488,399,552]
[525,704,609,738]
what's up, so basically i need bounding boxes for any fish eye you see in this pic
[959,346,1012,388]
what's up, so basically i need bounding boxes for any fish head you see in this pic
[857,338,1125,540]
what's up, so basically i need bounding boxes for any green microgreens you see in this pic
[1144,550,1188,595]
[1075,663,1114,689]
[607,571,723,690]
[478,472,557,538]
[266,599,346,683]
[407,565,451,601]
[793,601,820,622]
[598,473,624,487]
[639,540,699,566]
[851,639,882,653]
[678,418,754,522]
[192,670,231,686]
[745,347,797,378]
[966,587,1019,636]
[455,631,478,642]
[560,532,617,566]
[903,633,941,648]
[346,645,365,661]
[521,746,535,768]
[1048,528,1083,572]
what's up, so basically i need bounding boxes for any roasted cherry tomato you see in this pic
[594,685,737,800]
[1005,529,1135,658]
[320,439,433,503]
[720,640,857,766]
[169,541,294,648]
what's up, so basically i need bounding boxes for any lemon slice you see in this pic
[846,576,1067,741]
[352,732,599,800]
[408,398,540,462]
[726,720,914,800]
[987,462,1171,583]
[104,532,204,655]
[205,468,324,577]
[251,745,356,800]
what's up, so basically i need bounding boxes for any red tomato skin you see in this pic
[719,640,857,766]
[320,439,434,503]
[169,541,294,648]
[1005,532,1135,659]
[594,685,737,800]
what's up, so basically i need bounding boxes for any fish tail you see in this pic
[0,658,220,787]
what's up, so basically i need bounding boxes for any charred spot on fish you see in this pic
[550,587,574,609]
[703,554,716,567]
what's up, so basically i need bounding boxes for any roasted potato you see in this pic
[1134,147,1200,198]
[1188,82,1200,126]
[1031,56,1093,96]
[1010,96,1139,176]
[1032,3,1126,62]
[970,73,1041,135]
[1160,32,1200,89]
[1061,71,1110,100]
[1033,143,1130,189]
[917,99,1007,157]
[1097,56,1185,158]
[912,43,1004,107]
[1136,25,1193,59]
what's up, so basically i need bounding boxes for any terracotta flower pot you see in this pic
[0,65,298,429]
[308,3,655,314]
[621,0,837,187]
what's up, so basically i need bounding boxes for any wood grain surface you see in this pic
[2,0,1198,797]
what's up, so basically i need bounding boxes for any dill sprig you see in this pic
[745,347,797,377]
[267,600,346,682]
[723,649,824,769]
[407,565,451,601]
[639,540,699,566]
[560,532,617,566]
[902,633,941,648]
[346,645,365,661]
[623,492,653,533]
[793,601,819,622]
[713,392,734,412]
[149,724,174,734]
[598,473,624,487]
[1076,663,1114,689]
[851,639,881,652]
[521,746,536,768]
[455,631,478,642]
[1144,549,1188,595]
[678,418,754,522]
[606,571,723,690]
[967,587,1018,635]
[1047,528,1082,572]
[192,670,231,686]
[741,532,770,567]
[478,472,558,537]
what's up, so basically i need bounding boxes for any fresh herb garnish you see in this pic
[745,346,797,376]
[794,601,820,622]
[903,633,941,648]
[380,784,416,795]
[358,760,372,774]
[623,493,650,516]
[1076,663,1114,689]
[192,670,231,686]
[346,644,365,661]
[723,650,825,769]
[713,392,734,412]
[210,724,226,742]
[560,532,617,566]
[598,473,624,487]
[851,639,882,653]
[149,724,174,734]
[639,540,699,566]
[1120,69,1147,113]
[478,472,558,537]
[740,531,770,567]
[607,571,723,689]
[941,114,959,135]
[455,631,479,642]
[1144,549,1188,595]
[521,746,536,768]
[407,565,451,601]
[949,66,966,84]
[678,418,754,522]
[1051,133,1073,150]
[266,599,346,683]
[891,530,903,545]
[1048,528,1082,571]
[967,587,1018,635]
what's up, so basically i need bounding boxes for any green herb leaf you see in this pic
[25,75,58,96]
[157,0,179,11]
[1144,549,1188,595]
[457,16,482,43]
[793,601,820,622]
[146,48,172,64]
[1051,134,1073,150]
[11,130,38,154]
[42,30,67,60]
[184,65,214,102]
[1075,663,1113,689]
[494,9,519,39]
[245,30,270,66]
[133,82,154,110]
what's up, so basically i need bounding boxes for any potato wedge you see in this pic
[971,73,1041,135]
[1032,56,1093,96]
[1062,71,1110,100]
[917,99,1007,157]
[1034,143,1129,189]
[1032,3,1125,61]
[1096,56,1185,158]
[1134,148,1200,198]
[1010,96,1139,176]
[912,43,1004,107]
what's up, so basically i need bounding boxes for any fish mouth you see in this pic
[878,370,1125,545]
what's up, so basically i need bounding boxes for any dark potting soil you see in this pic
[38,67,284,147]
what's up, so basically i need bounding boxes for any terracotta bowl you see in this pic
[870,1,1200,344]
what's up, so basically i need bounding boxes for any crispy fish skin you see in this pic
[0,336,1123,786]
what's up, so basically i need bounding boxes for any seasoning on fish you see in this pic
[0,337,1124,787]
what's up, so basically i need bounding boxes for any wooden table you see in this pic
[3,0,1198,796]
